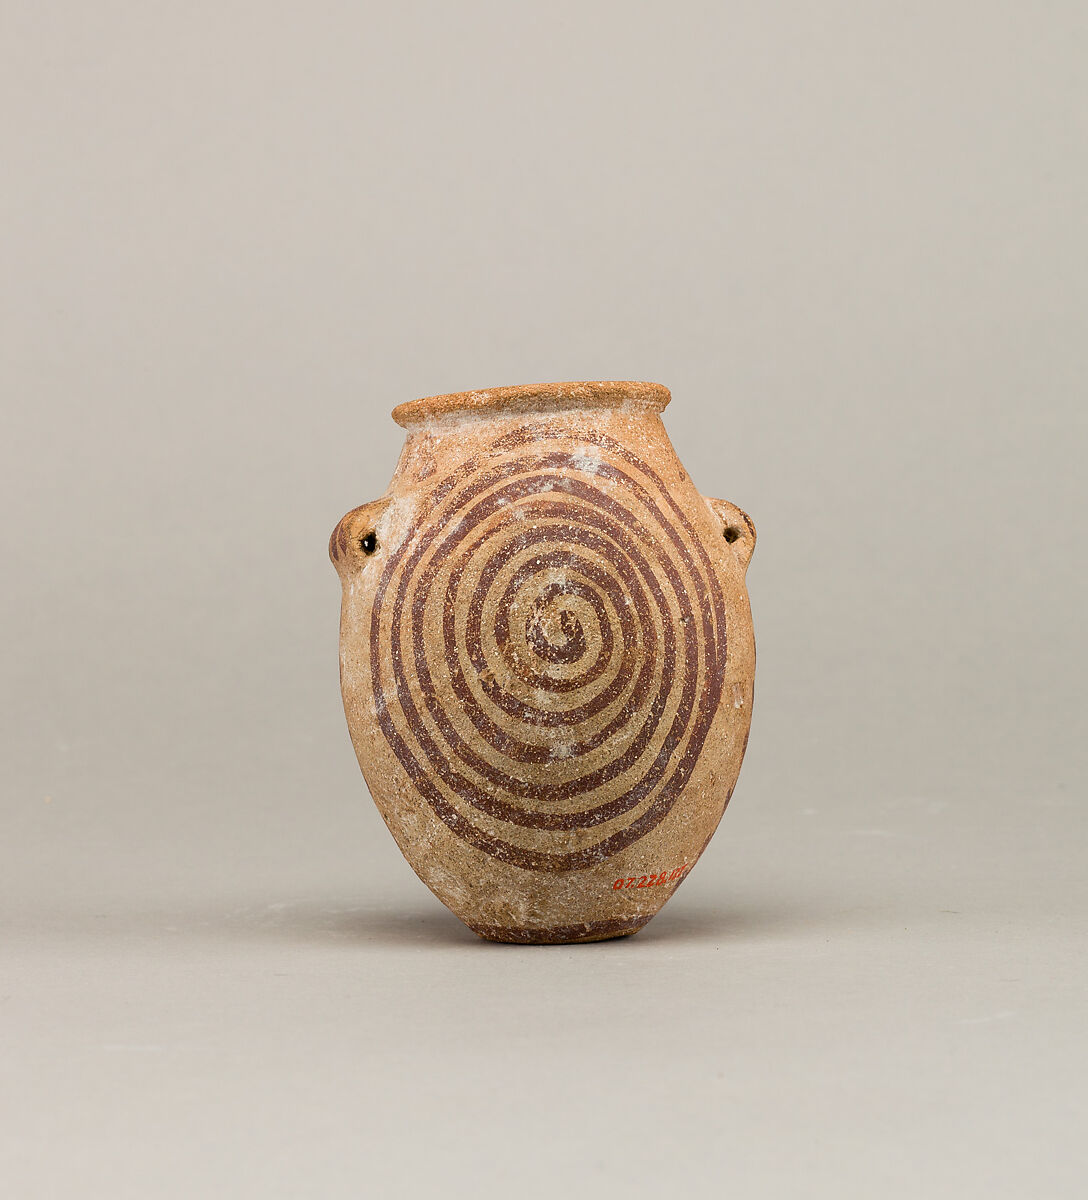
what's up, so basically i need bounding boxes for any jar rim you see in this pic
[391,381,671,428]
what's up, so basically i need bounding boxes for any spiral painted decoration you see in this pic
[369,425,728,872]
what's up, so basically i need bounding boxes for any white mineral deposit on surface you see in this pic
[377,494,418,555]
[570,448,603,474]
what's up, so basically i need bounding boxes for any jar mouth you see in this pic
[391,380,671,428]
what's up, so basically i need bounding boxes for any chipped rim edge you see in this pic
[391,381,671,429]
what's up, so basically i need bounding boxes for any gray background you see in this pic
[2,2,1085,1196]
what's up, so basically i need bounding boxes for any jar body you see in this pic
[330,383,755,943]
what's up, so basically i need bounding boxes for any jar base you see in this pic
[467,915,652,945]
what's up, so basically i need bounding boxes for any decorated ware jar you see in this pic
[330,381,755,944]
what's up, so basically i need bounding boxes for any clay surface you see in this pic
[330,381,755,943]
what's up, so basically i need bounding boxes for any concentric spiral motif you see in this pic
[370,426,728,872]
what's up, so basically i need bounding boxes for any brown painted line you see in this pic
[468,915,651,945]
[463,544,655,728]
[472,533,638,704]
[474,522,650,703]
[489,426,728,672]
[407,476,691,789]
[442,485,673,701]
[328,512,350,563]
[395,480,683,796]
[400,495,700,821]
[504,570,606,676]
[442,462,719,695]
[368,440,728,871]
[526,595,587,663]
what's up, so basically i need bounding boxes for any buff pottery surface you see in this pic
[330,382,755,944]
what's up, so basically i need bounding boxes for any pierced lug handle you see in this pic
[704,497,756,572]
[329,497,391,580]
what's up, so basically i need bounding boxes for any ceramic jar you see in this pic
[330,382,755,943]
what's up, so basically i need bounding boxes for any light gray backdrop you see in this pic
[2,3,1085,1197]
